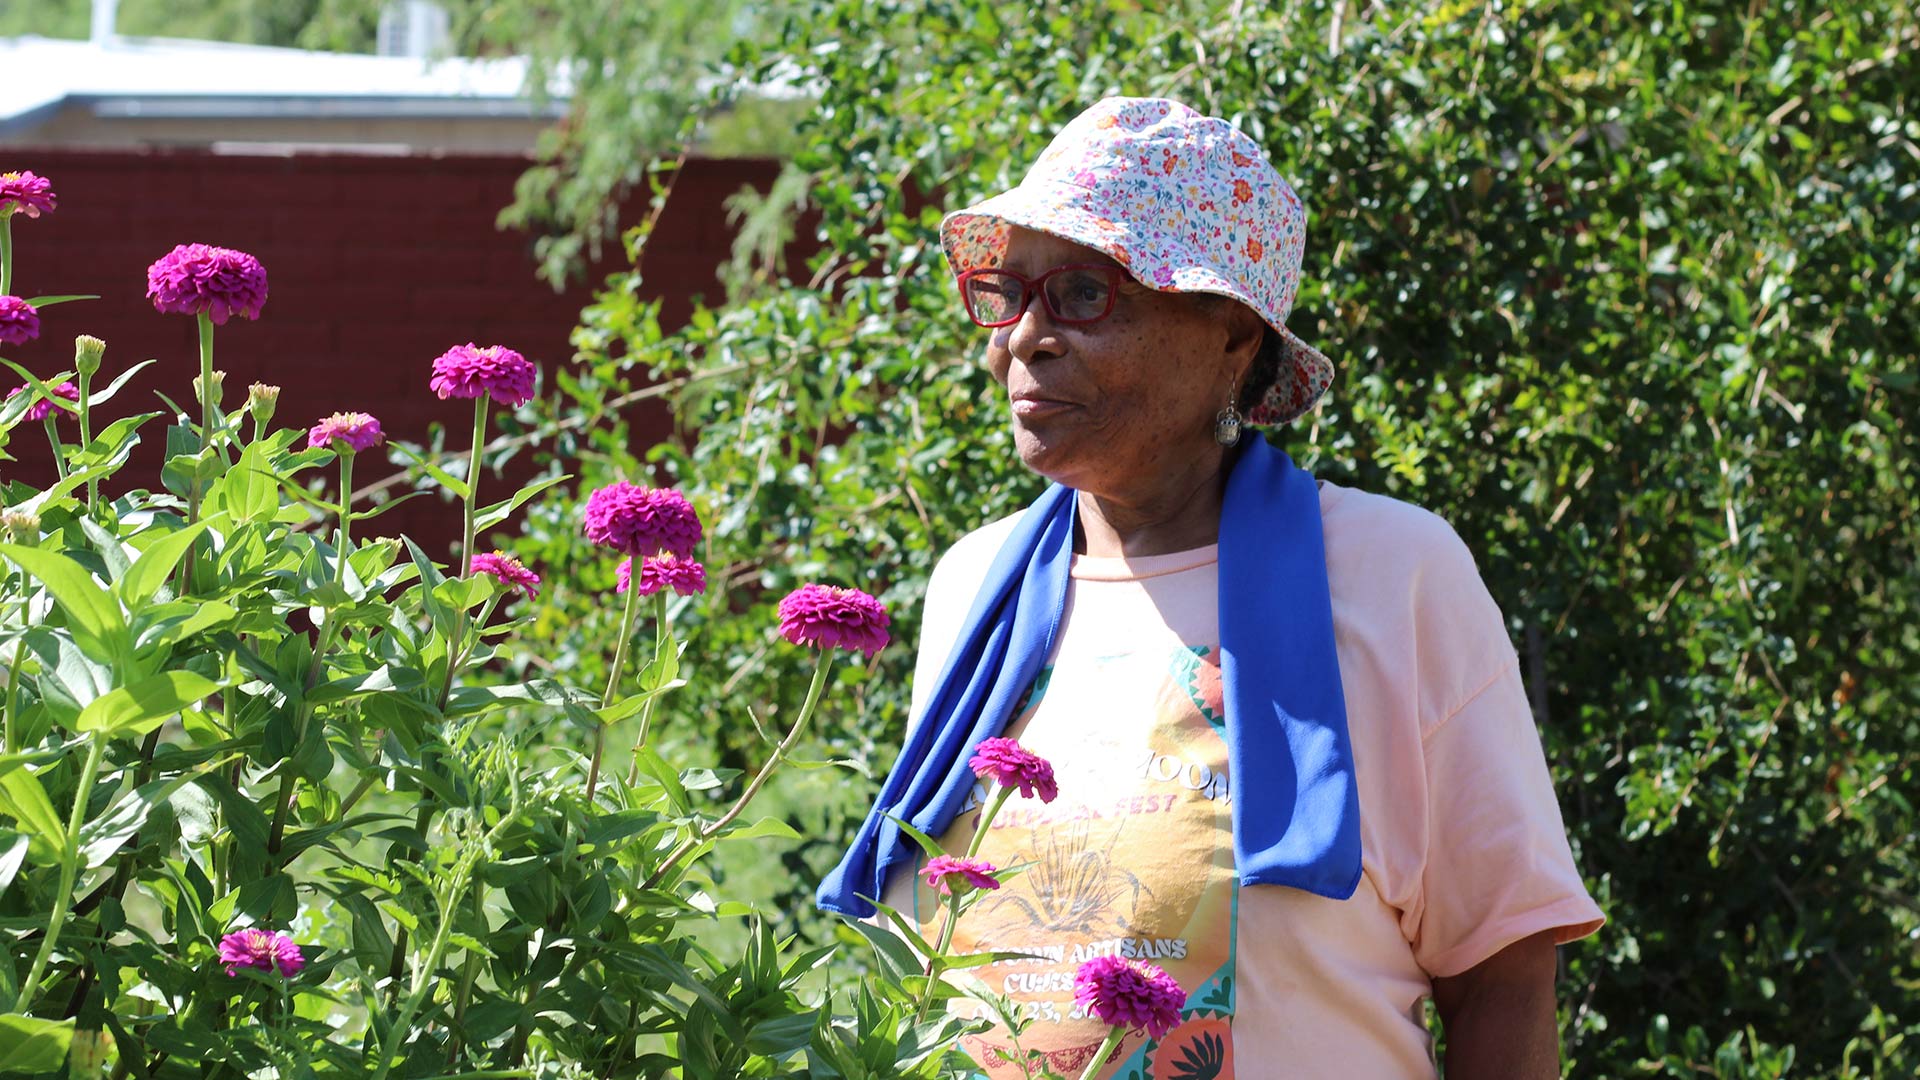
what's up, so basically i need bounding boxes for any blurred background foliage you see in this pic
[477,1,1920,1075]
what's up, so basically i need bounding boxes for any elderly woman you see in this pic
[818,97,1602,1079]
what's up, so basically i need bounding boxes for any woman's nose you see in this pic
[1005,291,1064,362]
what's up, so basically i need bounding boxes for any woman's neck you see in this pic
[1074,454,1230,558]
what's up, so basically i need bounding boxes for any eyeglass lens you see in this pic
[963,268,1117,326]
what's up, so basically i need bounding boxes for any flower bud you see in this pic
[248,382,280,426]
[193,369,226,410]
[1,509,41,537]
[73,334,105,377]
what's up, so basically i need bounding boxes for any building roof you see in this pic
[0,33,565,139]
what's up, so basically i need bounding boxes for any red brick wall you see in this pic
[1,149,790,556]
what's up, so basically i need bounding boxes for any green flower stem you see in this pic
[1075,1027,1128,1080]
[585,576,646,804]
[914,889,965,1023]
[642,655,834,892]
[446,882,486,1064]
[372,800,518,1080]
[915,784,1013,1022]
[268,451,354,861]
[438,395,490,710]
[195,313,215,451]
[0,216,12,295]
[630,590,672,758]
[78,366,96,515]
[13,730,106,1012]
[41,417,65,482]
[371,868,472,1080]
[4,632,23,752]
[460,395,487,575]
[964,785,1014,861]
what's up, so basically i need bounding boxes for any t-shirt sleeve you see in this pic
[906,511,1023,732]
[1410,641,1606,978]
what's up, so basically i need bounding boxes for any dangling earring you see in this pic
[1214,390,1243,447]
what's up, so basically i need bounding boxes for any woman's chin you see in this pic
[1011,424,1091,486]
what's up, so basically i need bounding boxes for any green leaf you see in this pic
[631,748,691,815]
[881,813,947,862]
[20,294,97,308]
[0,544,127,663]
[75,671,223,737]
[388,442,470,500]
[0,1013,74,1073]
[0,769,64,857]
[721,815,801,842]
[471,472,574,532]
[841,918,920,984]
[0,831,29,894]
[135,600,237,655]
[0,359,77,421]
[76,770,211,870]
[114,519,215,608]
[83,358,157,410]
[205,443,281,524]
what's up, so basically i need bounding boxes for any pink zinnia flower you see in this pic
[1072,956,1187,1040]
[217,928,304,978]
[7,380,77,423]
[920,855,1000,896]
[429,343,538,408]
[146,243,269,324]
[615,554,708,597]
[968,737,1059,803]
[0,171,56,218]
[581,481,701,558]
[776,583,890,657]
[0,296,39,347]
[469,551,540,597]
[307,411,384,452]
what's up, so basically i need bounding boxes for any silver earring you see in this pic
[1214,399,1243,447]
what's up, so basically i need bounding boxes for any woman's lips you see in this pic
[1010,393,1077,419]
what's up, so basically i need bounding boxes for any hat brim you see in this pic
[940,181,1334,426]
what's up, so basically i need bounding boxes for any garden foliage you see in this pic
[0,174,1006,1077]
[499,0,1919,1076]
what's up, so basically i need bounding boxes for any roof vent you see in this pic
[376,1,452,59]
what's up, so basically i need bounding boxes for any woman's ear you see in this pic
[1225,301,1266,386]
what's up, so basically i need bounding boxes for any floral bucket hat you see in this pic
[940,96,1334,426]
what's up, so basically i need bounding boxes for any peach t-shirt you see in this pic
[888,480,1604,1078]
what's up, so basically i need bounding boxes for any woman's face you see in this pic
[981,227,1254,499]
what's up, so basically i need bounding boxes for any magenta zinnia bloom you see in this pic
[0,171,55,218]
[968,737,1059,803]
[469,551,540,597]
[146,243,269,324]
[616,554,708,597]
[307,411,385,452]
[0,296,39,347]
[7,380,77,422]
[776,583,890,657]
[920,855,1000,897]
[429,342,538,408]
[217,928,304,978]
[581,481,701,558]
[1072,956,1187,1040]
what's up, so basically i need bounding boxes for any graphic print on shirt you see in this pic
[915,644,1238,1080]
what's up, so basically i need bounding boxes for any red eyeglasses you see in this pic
[957,264,1126,327]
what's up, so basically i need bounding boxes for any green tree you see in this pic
[0,0,380,52]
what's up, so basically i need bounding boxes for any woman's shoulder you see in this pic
[1316,480,1482,581]
[1316,480,1517,727]
[929,508,1027,587]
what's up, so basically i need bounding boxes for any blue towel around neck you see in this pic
[815,436,1361,917]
